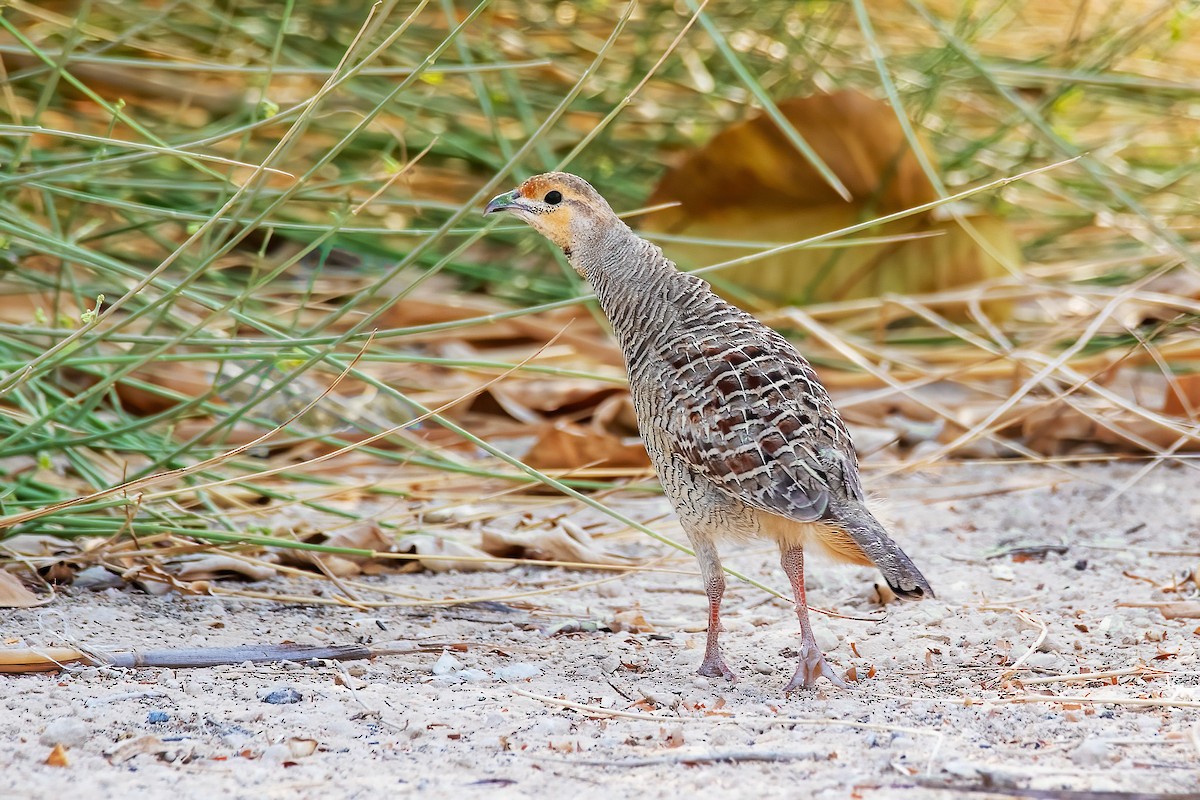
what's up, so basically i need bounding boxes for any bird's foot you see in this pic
[697,651,736,682]
[783,643,847,692]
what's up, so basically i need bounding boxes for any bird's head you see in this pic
[484,172,623,260]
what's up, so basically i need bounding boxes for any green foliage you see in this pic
[0,0,1197,549]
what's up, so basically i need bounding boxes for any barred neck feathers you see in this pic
[577,232,715,352]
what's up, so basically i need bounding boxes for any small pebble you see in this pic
[530,717,572,736]
[640,689,679,709]
[72,566,124,590]
[943,760,982,778]
[814,628,839,653]
[259,743,294,764]
[918,603,951,625]
[1070,737,1111,765]
[497,663,541,681]
[1023,652,1060,669]
[260,687,303,705]
[39,717,89,748]
[989,564,1016,582]
[432,653,463,675]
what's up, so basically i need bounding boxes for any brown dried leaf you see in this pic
[0,646,87,674]
[652,91,936,216]
[480,522,637,567]
[117,361,216,415]
[1163,373,1200,419]
[611,609,654,633]
[0,570,41,608]
[395,533,508,573]
[0,288,45,325]
[105,735,174,764]
[524,419,648,469]
[308,520,392,553]
[287,737,318,758]
[0,51,242,114]
[45,743,69,767]
[644,90,1018,312]
[0,534,76,557]
[167,554,279,582]
[1120,602,1200,620]
[1022,399,1200,454]
[271,516,394,577]
[488,379,623,420]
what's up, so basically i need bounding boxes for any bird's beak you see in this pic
[484,189,520,215]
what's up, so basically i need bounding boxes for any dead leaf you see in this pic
[592,392,640,436]
[524,419,648,469]
[644,90,1018,314]
[0,570,41,608]
[116,361,216,415]
[0,647,87,674]
[480,521,637,567]
[271,516,394,577]
[0,534,75,557]
[611,609,654,633]
[167,554,279,582]
[1163,373,1200,419]
[1119,602,1200,620]
[45,743,69,767]
[1022,398,1200,454]
[286,737,318,758]
[395,533,508,573]
[488,379,623,421]
[105,735,178,764]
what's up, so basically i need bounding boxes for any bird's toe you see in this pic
[697,654,737,682]
[783,644,847,692]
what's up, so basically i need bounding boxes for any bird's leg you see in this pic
[691,534,735,681]
[780,546,847,692]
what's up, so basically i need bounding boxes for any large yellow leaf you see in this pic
[0,570,40,608]
[643,91,1017,314]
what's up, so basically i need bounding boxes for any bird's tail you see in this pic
[833,502,933,600]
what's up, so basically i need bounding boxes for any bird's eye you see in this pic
[544,190,563,205]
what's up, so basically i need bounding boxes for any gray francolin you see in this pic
[486,172,932,691]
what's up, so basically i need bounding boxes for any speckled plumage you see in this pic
[486,172,932,691]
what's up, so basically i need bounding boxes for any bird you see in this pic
[485,172,932,691]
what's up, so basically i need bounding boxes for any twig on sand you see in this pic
[916,781,1200,800]
[1017,666,1171,686]
[0,641,455,673]
[514,749,826,768]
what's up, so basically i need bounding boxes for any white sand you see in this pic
[3,462,1199,798]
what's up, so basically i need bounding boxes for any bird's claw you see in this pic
[697,653,737,682]
[783,643,847,692]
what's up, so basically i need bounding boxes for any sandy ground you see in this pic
[3,462,1200,799]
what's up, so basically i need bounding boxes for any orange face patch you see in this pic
[518,176,562,202]
[507,177,574,250]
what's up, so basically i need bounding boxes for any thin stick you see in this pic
[0,642,453,673]
[1018,667,1171,686]
[517,750,826,767]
